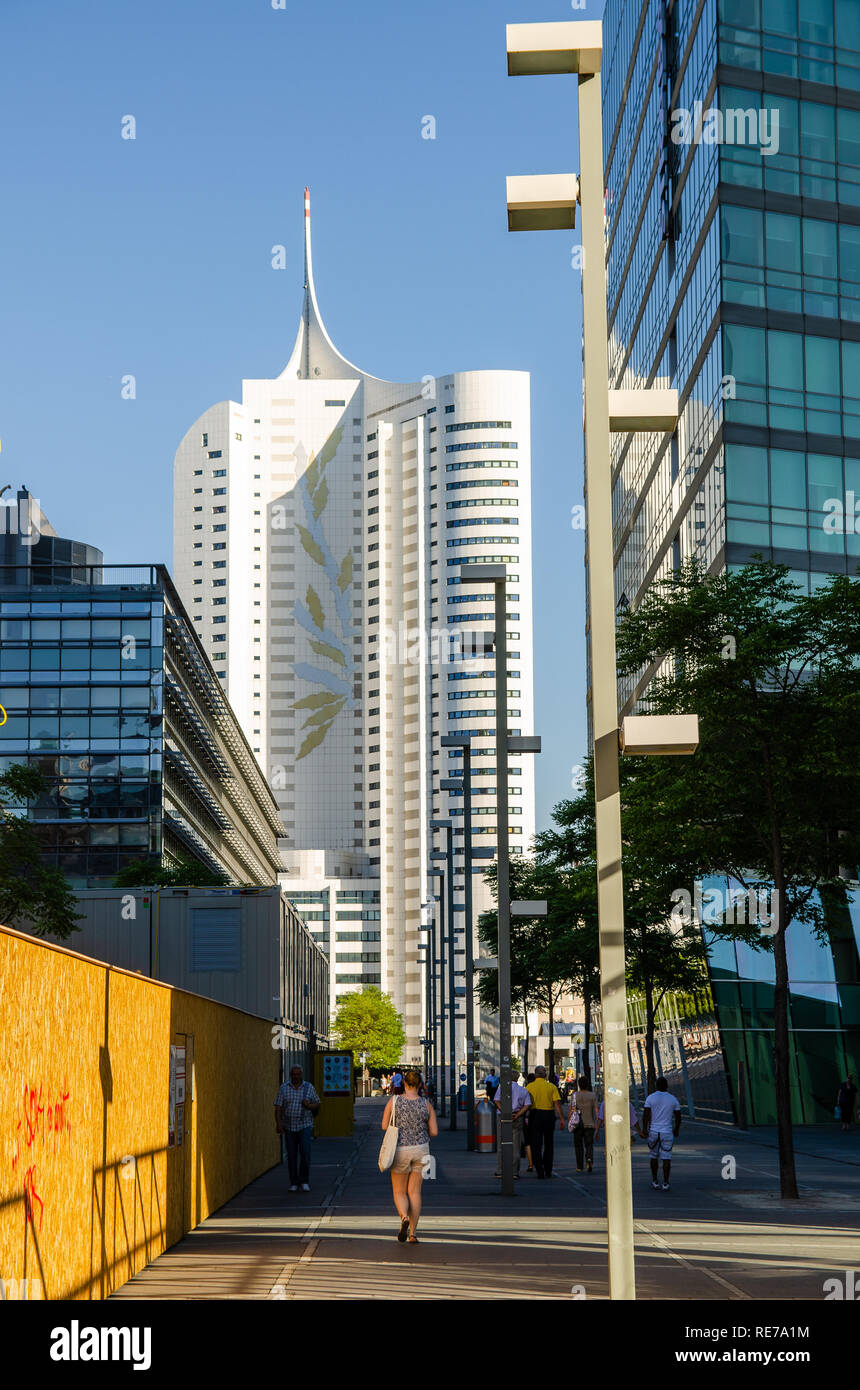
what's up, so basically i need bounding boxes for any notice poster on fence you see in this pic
[322,1053,352,1096]
[168,1044,176,1147]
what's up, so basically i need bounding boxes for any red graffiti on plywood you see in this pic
[11,1082,71,1227]
[23,1165,44,1231]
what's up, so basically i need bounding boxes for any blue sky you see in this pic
[0,0,597,830]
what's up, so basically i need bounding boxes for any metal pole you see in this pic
[438,881,448,1116]
[463,743,476,1151]
[578,67,635,1296]
[494,574,514,1196]
[678,1036,695,1118]
[429,900,439,1110]
[446,824,457,1130]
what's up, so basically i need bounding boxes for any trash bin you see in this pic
[475,1098,497,1153]
[458,1083,468,1111]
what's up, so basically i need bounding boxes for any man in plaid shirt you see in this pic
[274,1066,320,1191]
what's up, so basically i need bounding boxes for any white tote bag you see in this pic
[378,1096,399,1171]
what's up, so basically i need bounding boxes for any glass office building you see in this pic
[0,535,285,889]
[602,0,860,1120]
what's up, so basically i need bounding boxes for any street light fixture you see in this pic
[504,16,692,1300]
[424,887,445,1114]
[458,562,541,1195]
[430,818,457,1129]
[440,736,479,1149]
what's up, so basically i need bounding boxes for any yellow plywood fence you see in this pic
[0,924,280,1300]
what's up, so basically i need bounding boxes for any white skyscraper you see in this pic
[173,191,535,1059]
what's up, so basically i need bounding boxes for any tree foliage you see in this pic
[331,986,407,1067]
[476,856,584,1073]
[535,761,708,1090]
[614,559,860,1197]
[0,764,81,939]
[115,856,231,888]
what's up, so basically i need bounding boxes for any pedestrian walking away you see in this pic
[274,1066,321,1192]
[483,1068,500,1101]
[568,1076,599,1173]
[837,1073,857,1131]
[391,1068,404,1096]
[381,1069,438,1243]
[595,1096,642,1158]
[642,1077,682,1190]
[494,1076,531,1179]
[525,1066,564,1178]
[522,1073,536,1173]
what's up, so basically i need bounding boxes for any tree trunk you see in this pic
[547,987,555,1079]
[772,885,799,1199]
[759,744,799,1199]
[644,980,657,1093]
[583,991,593,1087]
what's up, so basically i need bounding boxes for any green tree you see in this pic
[615,560,860,1198]
[535,761,709,1092]
[0,764,81,939]
[331,986,406,1067]
[115,856,231,888]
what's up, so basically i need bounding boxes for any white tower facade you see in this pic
[173,192,535,1059]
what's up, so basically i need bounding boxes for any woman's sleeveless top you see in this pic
[395,1096,430,1147]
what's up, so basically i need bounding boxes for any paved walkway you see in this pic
[112,1101,860,1300]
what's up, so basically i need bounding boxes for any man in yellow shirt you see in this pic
[525,1066,565,1178]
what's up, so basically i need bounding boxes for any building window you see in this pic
[446,420,512,433]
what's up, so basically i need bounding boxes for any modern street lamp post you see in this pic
[428,866,448,1115]
[441,734,482,1150]
[455,566,509,1190]
[505,17,695,1298]
[431,819,457,1129]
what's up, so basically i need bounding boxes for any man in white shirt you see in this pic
[493,1079,531,1178]
[642,1077,682,1190]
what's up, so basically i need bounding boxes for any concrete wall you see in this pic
[0,924,280,1300]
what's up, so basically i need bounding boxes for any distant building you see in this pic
[0,485,102,585]
[172,191,536,1059]
[0,493,284,887]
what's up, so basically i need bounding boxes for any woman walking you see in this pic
[381,1069,438,1243]
[570,1075,599,1173]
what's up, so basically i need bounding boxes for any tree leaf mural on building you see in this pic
[337,551,353,593]
[297,721,334,761]
[316,429,342,469]
[293,692,338,712]
[291,421,358,760]
[309,638,346,667]
[297,524,326,567]
[312,478,329,521]
[306,586,325,631]
[302,699,345,729]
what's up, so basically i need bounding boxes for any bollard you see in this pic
[475,1098,497,1153]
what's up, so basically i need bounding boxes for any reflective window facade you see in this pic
[602,0,860,1118]
[0,567,285,888]
[0,589,162,884]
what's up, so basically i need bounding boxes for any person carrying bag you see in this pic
[379,1069,438,1243]
[379,1095,399,1170]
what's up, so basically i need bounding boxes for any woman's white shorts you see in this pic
[391,1142,430,1174]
